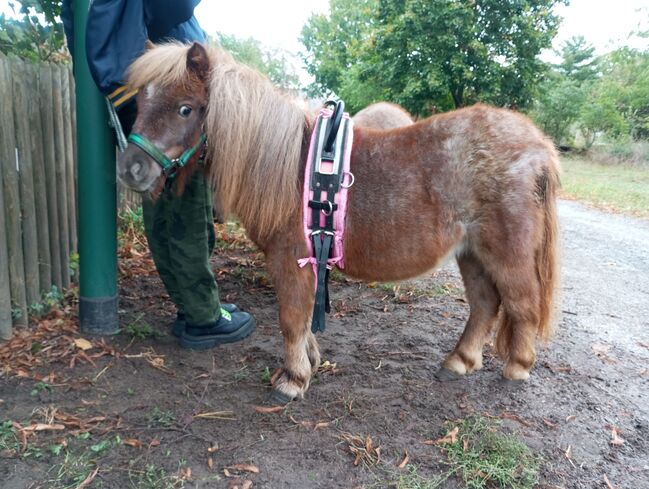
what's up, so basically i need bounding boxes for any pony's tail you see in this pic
[536,160,561,343]
[495,156,560,356]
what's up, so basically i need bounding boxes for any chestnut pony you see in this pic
[118,42,560,402]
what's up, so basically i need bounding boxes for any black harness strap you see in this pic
[308,100,346,334]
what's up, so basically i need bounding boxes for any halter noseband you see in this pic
[127,132,207,177]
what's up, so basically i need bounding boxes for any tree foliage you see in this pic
[0,0,66,62]
[214,33,300,91]
[301,0,566,116]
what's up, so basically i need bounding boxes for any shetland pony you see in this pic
[118,42,560,402]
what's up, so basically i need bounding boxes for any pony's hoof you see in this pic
[268,389,295,406]
[435,367,463,382]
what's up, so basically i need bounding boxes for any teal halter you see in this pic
[127,132,207,177]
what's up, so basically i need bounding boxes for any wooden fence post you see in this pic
[40,63,63,290]
[27,61,53,293]
[0,137,12,340]
[0,56,28,326]
[52,65,71,288]
[12,59,41,306]
[63,66,79,263]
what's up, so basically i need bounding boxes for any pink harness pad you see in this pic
[298,108,354,286]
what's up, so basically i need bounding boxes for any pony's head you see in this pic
[117,42,211,195]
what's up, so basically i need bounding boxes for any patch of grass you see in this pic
[124,316,161,339]
[128,462,186,489]
[394,466,447,489]
[561,156,649,217]
[28,286,65,318]
[260,366,272,384]
[119,206,145,236]
[0,420,19,454]
[47,449,95,489]
[148,407,176,428]
[31,381,52,396]
[442,415,540,489]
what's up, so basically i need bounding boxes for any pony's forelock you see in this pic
[127,42,227,89]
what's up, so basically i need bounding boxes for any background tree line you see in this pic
[301,0,649,155]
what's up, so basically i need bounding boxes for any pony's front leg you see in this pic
[265,248,319,404]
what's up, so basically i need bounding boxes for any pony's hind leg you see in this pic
[491,260,541,381]
[440,252,500,378]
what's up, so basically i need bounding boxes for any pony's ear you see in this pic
[187,42,209,80]
[144,40,155,51]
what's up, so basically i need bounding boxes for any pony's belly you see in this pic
[342,222,465,282]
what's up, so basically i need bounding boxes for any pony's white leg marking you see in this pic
[274,333,312,400]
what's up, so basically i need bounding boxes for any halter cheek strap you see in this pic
[127,132,207,176]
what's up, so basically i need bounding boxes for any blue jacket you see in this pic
[62,0,205,109]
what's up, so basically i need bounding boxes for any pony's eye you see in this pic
[178,105,193,117]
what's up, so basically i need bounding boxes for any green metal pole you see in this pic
[74,0,119,334]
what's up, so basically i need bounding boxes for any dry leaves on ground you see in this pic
[424,426,459,445]
[608,426,625,446]
[338,433,381,467]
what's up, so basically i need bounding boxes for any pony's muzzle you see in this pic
[117,147,162,193]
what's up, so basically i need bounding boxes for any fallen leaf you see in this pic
[74,338,93,351]
[543,419,558,428]
[269,368,282,385]
[242,480,253,489]
[208,456,214,470]
[148,439,160,448]
[566,415,577,422]
[254,405,284,414]
[194,411,236,420]
[432,426,459,445]
[75,467,99,489]
[223,468,232,478]
[603,474,615,489]
[398,451,409,469]
[226,464,260,474]
[23,423,65,432]
[610,427,625,446]
[123,438,143,448]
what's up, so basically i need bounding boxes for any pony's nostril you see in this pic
[129,161,144,181]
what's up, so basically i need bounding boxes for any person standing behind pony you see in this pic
[61,0,256,348]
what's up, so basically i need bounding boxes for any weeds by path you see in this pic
[561,156,649,217]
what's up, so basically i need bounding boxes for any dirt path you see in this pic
[1,201,648,488]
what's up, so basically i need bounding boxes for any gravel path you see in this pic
[559,200,649,353]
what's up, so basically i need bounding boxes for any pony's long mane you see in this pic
[127,42,307,241]
[204,48,307,241]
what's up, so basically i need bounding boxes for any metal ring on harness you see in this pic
[321,200,334,216]
[341,171,355,189]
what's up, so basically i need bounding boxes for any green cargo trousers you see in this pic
[142,170,220,326]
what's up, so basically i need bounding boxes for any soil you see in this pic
[1,200,648,489]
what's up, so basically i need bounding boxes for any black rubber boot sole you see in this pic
[179,316,256,350]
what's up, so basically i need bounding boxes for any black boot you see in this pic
[171,304,239,337]
[179,308,256,349]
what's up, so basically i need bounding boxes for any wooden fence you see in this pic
[0,55,78,340]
